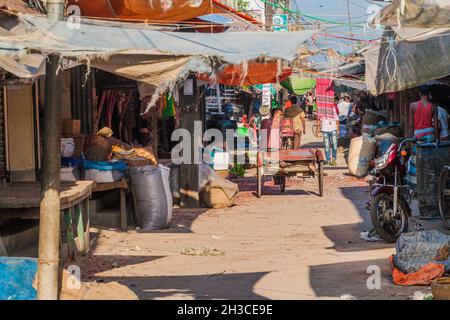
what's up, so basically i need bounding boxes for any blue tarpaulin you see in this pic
[0,257,38,300]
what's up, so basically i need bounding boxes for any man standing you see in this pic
[437,105,450,141]
[317,99,340,166]
[337,94,352,122]
[409,86,439,142]
[306,91,314,119]
[406,85,440,189]
[284,96,306,149]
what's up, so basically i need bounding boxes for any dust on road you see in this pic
[77,120,424,300]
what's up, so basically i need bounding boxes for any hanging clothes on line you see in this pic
[316,78,335,120]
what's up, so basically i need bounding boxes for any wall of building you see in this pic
[5,84,36,182]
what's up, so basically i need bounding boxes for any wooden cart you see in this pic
[256,148,325,198]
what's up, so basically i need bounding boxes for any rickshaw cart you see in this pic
[256,148,325,197]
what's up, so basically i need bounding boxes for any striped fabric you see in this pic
[316,78,335,120]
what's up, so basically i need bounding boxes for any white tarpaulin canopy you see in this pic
[365,5,450,96]
[373,0,450,28]
[0,14,316,110]
[365,24,450,95]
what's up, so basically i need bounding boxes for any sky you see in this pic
[248,0,390,56]
[286,0,390,68]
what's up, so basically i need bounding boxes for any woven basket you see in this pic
[84,135,112,162]
[125,158,153,167]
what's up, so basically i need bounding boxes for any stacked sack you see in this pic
[348,134,377,177]
[61,138,82,181]
[168,164,239,209]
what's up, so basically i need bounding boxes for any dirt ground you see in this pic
[77,120,434,300]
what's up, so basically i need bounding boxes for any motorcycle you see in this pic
[368,137,417,243]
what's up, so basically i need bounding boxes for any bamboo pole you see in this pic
[37,0,65,301]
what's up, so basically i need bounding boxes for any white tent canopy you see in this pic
[0,14,316,109]
[373,0,450,28]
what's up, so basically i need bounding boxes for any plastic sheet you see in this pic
[129,165,173,231]
[83,160,127,172]
[394,230,450,274]
[0,257,37,300]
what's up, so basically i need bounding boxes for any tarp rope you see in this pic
[259,0,367,29]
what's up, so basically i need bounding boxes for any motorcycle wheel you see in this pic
[369,193,409,243]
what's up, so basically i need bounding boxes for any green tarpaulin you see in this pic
[284,77,316,95]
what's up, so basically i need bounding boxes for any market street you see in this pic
[78,120,425,300]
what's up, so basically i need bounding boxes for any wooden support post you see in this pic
[120,188,127,230]
[0,236,7,256]
[151,107,158,160]
[179,75,201,208]
[37,0,65,301]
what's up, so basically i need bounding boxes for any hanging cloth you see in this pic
[316,78,335,120]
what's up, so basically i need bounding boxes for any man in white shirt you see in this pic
[438,105,450,141]
[317,99,340,166]
[337,95,351,122]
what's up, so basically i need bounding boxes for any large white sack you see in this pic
[129,165,172,230]
[61,138,75,158]
[348,135,376,177]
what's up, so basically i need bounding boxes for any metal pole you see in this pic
[179,75,201,208]
[37,0,65,300]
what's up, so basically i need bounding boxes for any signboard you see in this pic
[260,83,272,118]
[272,14,288,32]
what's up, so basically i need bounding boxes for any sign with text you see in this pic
[272,14,288,32]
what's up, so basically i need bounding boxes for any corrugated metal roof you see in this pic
[0,0,37,14]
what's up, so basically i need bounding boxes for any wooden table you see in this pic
[92,178,129,229]
[0,181,94,258]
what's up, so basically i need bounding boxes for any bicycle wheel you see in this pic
[438,166,450,230]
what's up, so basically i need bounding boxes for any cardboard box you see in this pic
[62,119,81,135]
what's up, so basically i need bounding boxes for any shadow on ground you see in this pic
[77,254,165,276]
[139,208,210,234]
[321,186,395,252]
[96,272,270,300]
[322,223,393,252]
[301,142,323,149]
[309,258,420,299]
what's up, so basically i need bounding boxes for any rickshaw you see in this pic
[256,148,325,197]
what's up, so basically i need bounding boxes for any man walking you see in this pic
[317,98,340,166]
[284,96,306,149]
